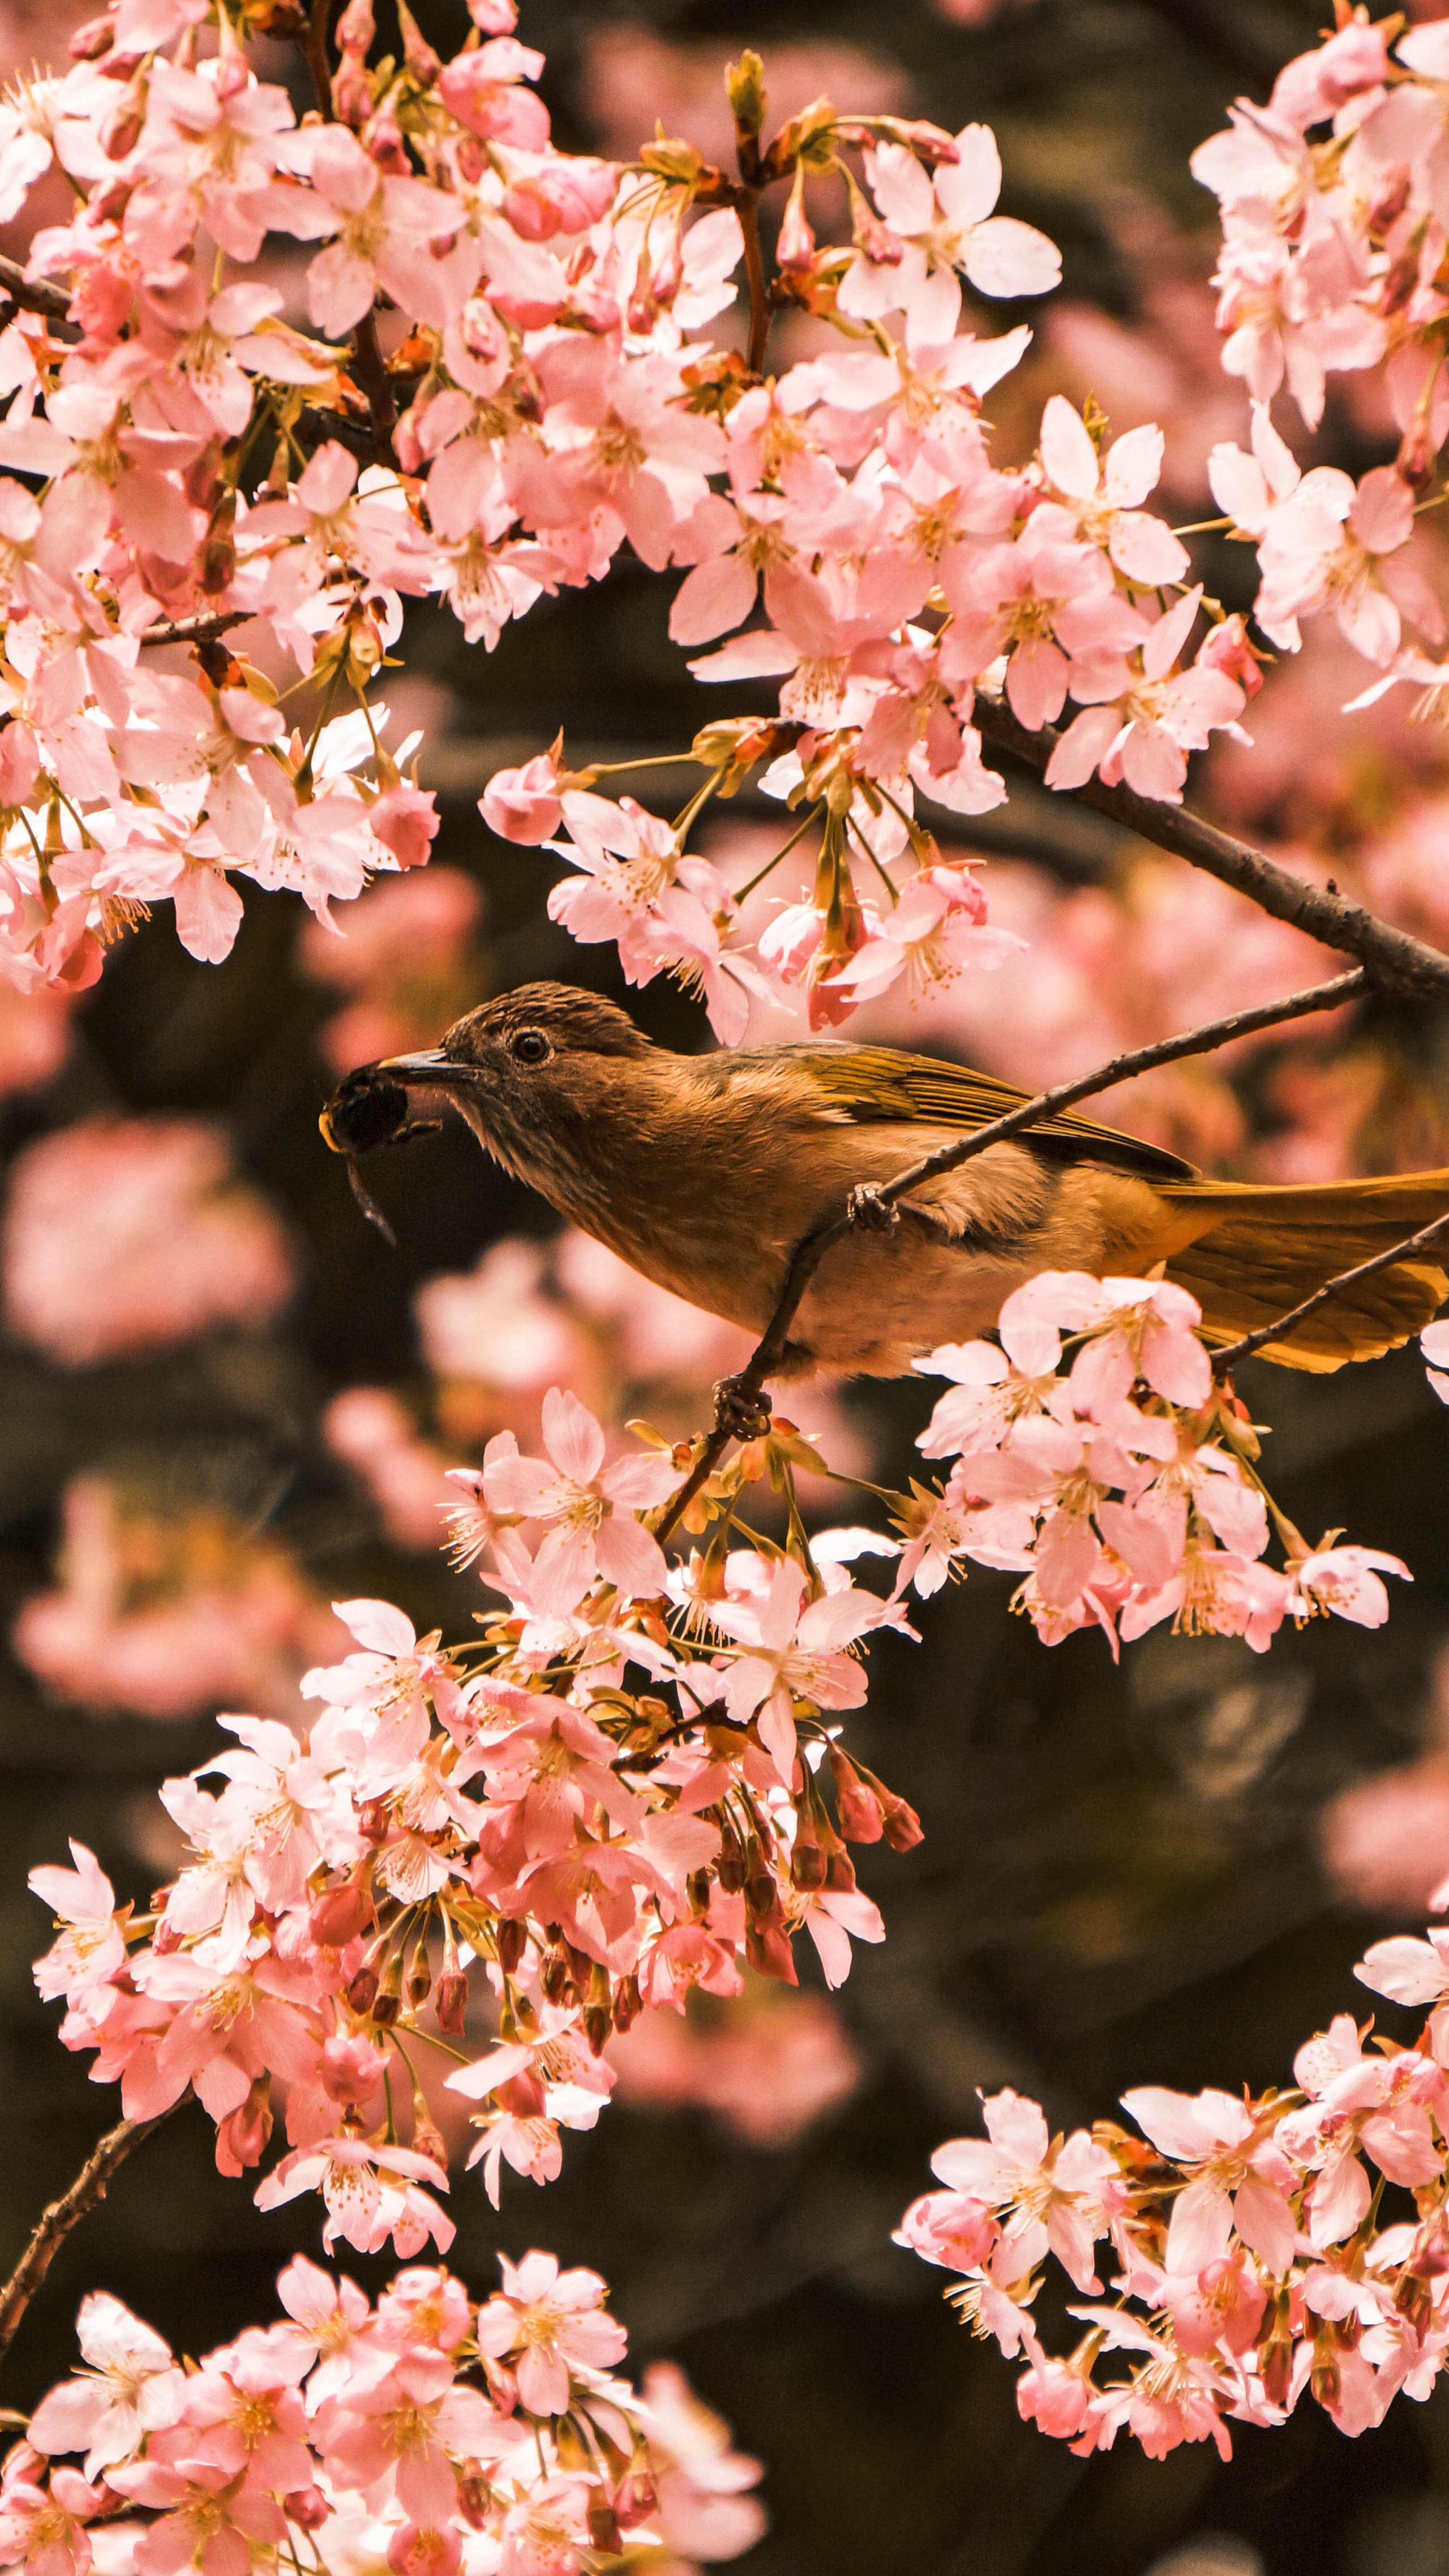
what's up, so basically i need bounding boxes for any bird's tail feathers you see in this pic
[1156,1170,1449,1370]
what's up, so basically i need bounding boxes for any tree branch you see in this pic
[1209,1211,1449,1374]
[139,608,254,649]
[654,968,1367,1541]
[347,314,398,449]
[0,2112,174,2369]
[304,0,336,119]
[0,255,74,330]
[737,192,770,376]
[971,691,1449,1006]
[297,0,399,464]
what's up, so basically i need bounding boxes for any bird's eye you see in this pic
[509,1029,552,1066]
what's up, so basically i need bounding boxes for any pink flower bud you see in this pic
[503,177,561,241]
[68,12,115,58]
[371,782,440,871]
[98,88,143,159]
[284,2491,331,2533]
[481,752,563,843]
[1017,2359,1092,2438]
[364,113,410,173]
[331,60,375,127]
[829,1748,884,1843]
[1195,613,1264,701]
[215,2077,273,2176]
[321,2032,387,2105]
[777,181,816,273]
[433,1967,468,2034]
[308,1867,374,1948]
[882,1794,924,1852]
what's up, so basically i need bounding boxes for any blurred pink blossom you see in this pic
[0,981,74,1096]
[580,27,909,169]
[415,1225,872,1482]
[323,1387,457,1551]
[555,1227,747,1385]
[932,0,1038,22]
[1044,273,1253,510]
[3,1116,295,1365]
[1322,1756,1449,1914]
[608,1981,863,2147]
[415,1238,593,1428]
[299,865,486,1076]
[15,1475,346,1721]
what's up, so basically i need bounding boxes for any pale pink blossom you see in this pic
[928,2089,1122,2292]
[839,125,1060,344]
[479,1388,676,1610]
[474,2253,626,2415]
[2,1119,294,1366]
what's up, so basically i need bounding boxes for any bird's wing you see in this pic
[797,1046,1198,1181]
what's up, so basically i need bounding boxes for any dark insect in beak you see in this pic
[319,1067,445,1248]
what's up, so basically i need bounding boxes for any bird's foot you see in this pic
[713,1372,773,1443]
[847,1183,899,1233]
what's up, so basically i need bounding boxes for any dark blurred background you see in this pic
[8,3,1449,2573]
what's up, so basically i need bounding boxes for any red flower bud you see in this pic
[283,2491,330,2533]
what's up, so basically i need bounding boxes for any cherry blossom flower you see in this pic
[928,2090,1122,2292]
[479,1388,677,1610]
[839,125,1060,344]
[28,1845,125,2009]
[27,2297,186,2477]
[474,2254,627,2415]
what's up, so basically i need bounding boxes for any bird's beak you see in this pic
[378,1049,484,1090]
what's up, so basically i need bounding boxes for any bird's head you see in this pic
[320,982,655,1189]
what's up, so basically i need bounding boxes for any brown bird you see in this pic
[320,980,1449,1377]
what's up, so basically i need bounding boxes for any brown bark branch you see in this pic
[971,691,1449,1005]
[348,314,398,449]
[304,0,336,119]
[738,192,770,376]
[298,0,398,464]
[0,2112,174,2370]
[654,967,1367,1542]
[0,255,74,330]
[1209,1212,1449,1373]
[139,608,254,649]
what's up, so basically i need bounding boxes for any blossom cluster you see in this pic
[0,0,1341,1035]
[902,1270,1405,1653]
[0,2259,764,2576]
[1193,12,1449,707]
[30,1269,1407,2256]
[29,1386,918,2245]
[899,1919,1449,2463]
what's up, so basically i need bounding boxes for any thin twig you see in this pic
[139,607,254,649]
[296,403,402,469]
[0,2111,174,2369]
[0,255,74,329]
[298,0,399,463]
[654,968,1367,1541]
[970,691,1449,1005]
[304,0,336,118]
[348,313,399,448]
[737,192,770,375]
[1210,1210,1449,1373]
